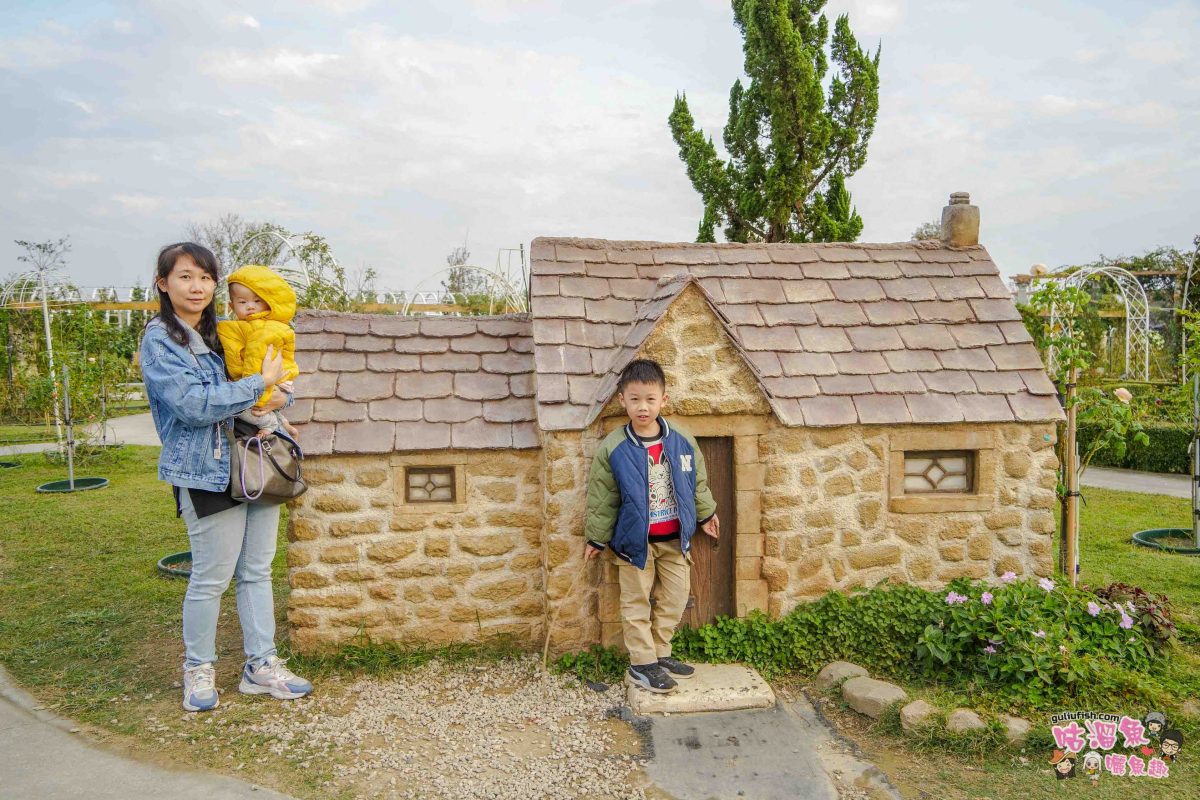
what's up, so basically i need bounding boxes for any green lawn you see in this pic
[1,448,1199,799]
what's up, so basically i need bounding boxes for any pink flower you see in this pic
[1039,578,1056,592]
[945,592,968,605]
[1087,602,1101,617]
[984,645,997,654]
[1034,630,1047,638]
[1114,387,1133,404]
[1119,615,1134,630]
[1000,571,1017,584]
[981,592,993,605]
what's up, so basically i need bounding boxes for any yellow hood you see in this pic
[226,265,296,324]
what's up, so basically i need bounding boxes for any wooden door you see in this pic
[679,436,735,628]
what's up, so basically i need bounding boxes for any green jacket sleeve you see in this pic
[683,431,718,523]
[584,443,619,546]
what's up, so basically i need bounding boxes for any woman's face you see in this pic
[157,253,215,317]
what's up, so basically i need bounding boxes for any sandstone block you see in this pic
[824,474,854,497]
[424,536,451,557]
[367,540,419,562]
[289,590,360,609]
[289,517,323,542]
[967,534,993,560]
[846,543,901,570]
[458,533,518,557]
[814,661,868,691]
[1002,451,1031,478]
[368,584,398,600]
[287,547,313,568]
[984,509,1021,530]
[314,495,362,514]
[857,500,881,528]
[334,567,376,583]
[292,570,332,589]
[321,544,359,564]
[471,576,528,602]
[841,677,907,719]
[355,468,388,488]
[477,480,518,503]
[761,557,788,591]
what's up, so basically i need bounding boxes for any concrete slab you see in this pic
[626,662,774,715]
[645,704,837,800]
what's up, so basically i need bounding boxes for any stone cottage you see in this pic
[284,194,1064,654]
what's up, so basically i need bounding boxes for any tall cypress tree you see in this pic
[669,0,880,243]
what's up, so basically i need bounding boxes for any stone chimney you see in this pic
[940,191,979,247]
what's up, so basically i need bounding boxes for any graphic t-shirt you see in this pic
[639,432,681,541]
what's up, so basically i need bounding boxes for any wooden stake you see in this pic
[1063,366,1079,587]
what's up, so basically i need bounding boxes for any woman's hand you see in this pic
[252,390,288,415]
[260,344,284,387]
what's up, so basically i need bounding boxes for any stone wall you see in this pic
[286,449,544,651]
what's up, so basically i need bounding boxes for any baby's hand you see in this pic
[281,417,300,438]
[277,380,294,393]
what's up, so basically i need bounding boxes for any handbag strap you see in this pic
[239,436,269,500]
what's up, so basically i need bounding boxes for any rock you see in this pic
[814,661,869,691]
[1000,714,1032,743]
[946,708,986,733]
[900,699,935,732]
[841,677,907,719]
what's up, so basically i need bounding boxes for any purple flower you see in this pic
[1034,630,1047,638]
[981,592,993,605]
[1000,571,1017,584]
[984,645,997,654]
[1087,602,1101,617]
[945,591,968,605]
[1039,578,1056,592]
[1126,601,1137,614]
[1119,615,1134,630]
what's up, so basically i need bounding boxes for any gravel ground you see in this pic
[247,656,648,800]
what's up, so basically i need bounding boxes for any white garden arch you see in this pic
[1046,264,1151,381]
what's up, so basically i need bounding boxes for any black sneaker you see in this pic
[627,663,677,694]
[657,656,695,679]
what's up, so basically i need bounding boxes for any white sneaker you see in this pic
[182,663,219,712]
[238,655,312,700]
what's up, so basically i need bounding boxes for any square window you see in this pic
[903,450,975,494]
[405,466,456,503]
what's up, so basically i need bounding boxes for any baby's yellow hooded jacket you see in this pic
[217,265,300,408]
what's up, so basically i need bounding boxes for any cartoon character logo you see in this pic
[1160,729,1183,763]
[1082,751,1102,785]
[1144,711,1167,740]
[1050,749,1077,780]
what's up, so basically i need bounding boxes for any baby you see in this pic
[217,265,300,438]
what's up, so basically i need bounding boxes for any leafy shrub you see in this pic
[1091,582,1176,645]
[669,578,1167,708]
[916,577,1155,706]
[1077,421,1191,474]
[552,645,629,685]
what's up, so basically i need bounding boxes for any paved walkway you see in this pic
[0,666,293,799]
[1080,466,1192,499]
[0,412,160,456]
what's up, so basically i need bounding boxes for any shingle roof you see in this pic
[292,237,1063,453]
[290,312,536,454]
[530,237,1064,430]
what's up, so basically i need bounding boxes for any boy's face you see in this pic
[229,281,269,319]
[618,380,667,431]
[1162,739,1181,757]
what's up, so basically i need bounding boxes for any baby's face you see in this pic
[229,282,268,319]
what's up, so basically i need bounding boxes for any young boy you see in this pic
[216,265,300,437]
[584,358,719,694]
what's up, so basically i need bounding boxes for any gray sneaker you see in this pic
[657,656,695,679]
[627,663,677,694]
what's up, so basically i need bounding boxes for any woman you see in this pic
[140,242,311,712]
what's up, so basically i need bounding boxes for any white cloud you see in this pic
[65,98,94,115]
[242,15,261,30]
[204,49,342,80]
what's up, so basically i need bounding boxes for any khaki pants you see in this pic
[618,540,691,666]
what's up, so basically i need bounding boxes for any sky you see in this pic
[2,0,1198,295]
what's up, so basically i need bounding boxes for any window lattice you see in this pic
[902,451,974,494]
[406,467,455,503]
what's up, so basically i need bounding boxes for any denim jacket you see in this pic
[140,317,266,492]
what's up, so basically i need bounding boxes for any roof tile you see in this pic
[425,397,483,423]
[796,325,853,353]
[722,304,767,326]
[297,332,345,350]
[482,352,532,374]
[421,352,480,372]
[584,298,638,324]
[1019,369,1058,395]
[847,262,903,279]
[450,334,511,354]
[928,277,986,300]
[949,323,1005,348]
[295,372,336,399]
[532,318,565,344]
[798,395,858,426]
[369,398,422,422]
[746,351,783,377]
[882,277,937,301]
[863,300,919,325]
[918,370,976,393]
[801,262,852,280]
[870,372,925,394]
[396,337,450,354]
[512,422,540,448]
[955,393,1016,422]
[337,372,395,402]
[691,264,751,278]
[1008,392,1066,421]
[845,325,904,350]
[883,349,941,372]
[530,275,560,296]
[998,321,1034,343]
[295,421,333,455]
[559,276,610,299]
[763,376,820,398]
[509,373,535,398]
[324,316,370,334]
[454,372,511,401]
[780,351,838,376]
[760,303,818,326]
[314,398,366,423]
[536,296,586,318]
[975,275,1013,299]
[609,278,656,299]
[722,278,785,303]
[420,318,479,337]
[564,320,617,348]
[817,246,871,262]
[920,249,972,263]
[482,397,536,423]
[854,394,911,424]
[748,263,804,279]
[818,374,874,395]
[832,351,889,375]
[588,262,640,278]
[898,262,955,278]
[971,371,1025,394]
[831,278,886,302]
[987,343,1046,370]
[401,372,453,399]
[912,300,975,323]
[335,421,395,453]
[718,247,771,263]
[393,421,451,450]
[738,325,802,351]
[904,393,964,423]
[321,351,365,372]
[936,348,997,371]
[366,351,421,372]
[813,301,868,326]
[897,324,955,350]
[781,280,835,303]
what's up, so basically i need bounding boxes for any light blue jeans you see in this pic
[179,490,280,669]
